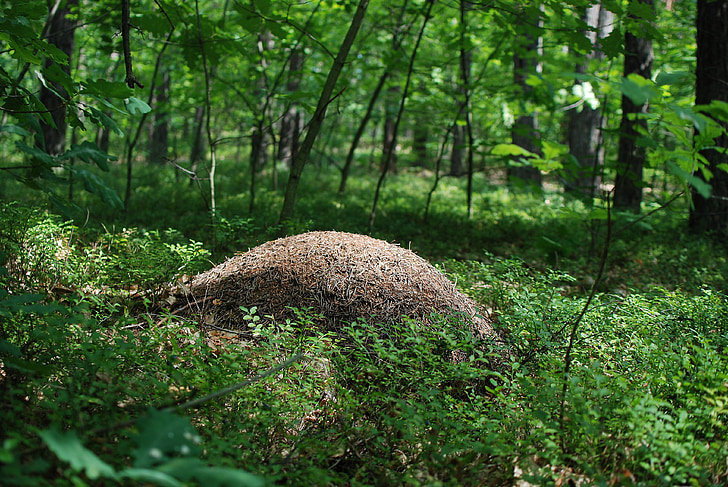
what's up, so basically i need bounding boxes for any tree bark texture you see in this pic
[278,49,304,167]
[509,5,543,188]
[613,0,654,212]
[690,0,728,236]
[566,3,613,198]
[39,0,79,156]
[148,70,171,164]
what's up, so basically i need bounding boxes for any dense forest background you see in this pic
[2,0,728,485]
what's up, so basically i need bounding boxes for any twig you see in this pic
[121,0,144,89]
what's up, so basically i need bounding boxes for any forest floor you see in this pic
[2,165,727,486]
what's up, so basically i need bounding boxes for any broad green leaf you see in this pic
[40,63,76,98]
[88,107,124,135]
[156,459,263,487]
[666,103,707,132]
[71,168,124,209]
[125,97,152,115]
[0,125,31,136]
[254,0,272,15]
[2,355,53,375]
[81,79,134,99]
[697,100,728,122]
[15,142,56,166]
[542,140,568,161]
[39,429,116,480]
[135,13,173,36]
[62,141,117,171]
[117,468,183,487]
[491,144,536,158]
[133,410,202,468]
[655,71,692,87]
[667,161,713,199]
[620,74,659,106]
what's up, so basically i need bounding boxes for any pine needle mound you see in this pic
[187,231,495,339]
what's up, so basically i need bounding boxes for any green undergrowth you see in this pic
[1,207,727,486]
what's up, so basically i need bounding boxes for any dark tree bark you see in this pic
[148,70,171,164]
[381,85,400,173]
[566,3,614,199]
[613,0,654,212]
[509,4,543,188]
[278,49,304,167]
[39,0,79,156]
[189,106,206,178]
[412,115,428,164]
[689,0,728,237]
[450,124,465,177]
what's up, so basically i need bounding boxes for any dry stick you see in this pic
[558,190,612,453]
[368,0,436,233]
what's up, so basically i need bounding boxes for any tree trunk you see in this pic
[278,49,304,167]
[508,4,543,188]
[148,70,170,164]
[613,0,654,212]
[189,106,206,178]
[381,86,400,173]
[566,3,613,199]
[339,71,389,194]
[39,0,79,156]
[450,124,465,177]
[689,0,728,237]
[278,0,370,225]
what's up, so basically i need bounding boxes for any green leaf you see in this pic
[88,107,124,135]
[133,410,202,468]
[620,74,659,106]
[0,125,31,136]
[71,168,124,209]
[125,97,152,115]
[62,141,117,171]
[667,161,713,199]
[117,468,184,487]
[39,429,116,480]
[156,459,263,487]
[655,71,692,87]
[491,144,536,158]
[666,103,707,132]
[254,0,272,15]
[15,142,56,166]
[81,79,134,99]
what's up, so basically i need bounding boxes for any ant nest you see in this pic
[183,231,497,342]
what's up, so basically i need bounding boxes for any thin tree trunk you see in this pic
[279,48,304,167]
[459,0,475,217]
[613,0,654,212]
[369,0,435,232]
[508,4,543,188]
[339,71,389,194]
[566,3,613,199]
[689,0,728,236]
[148,70,171,164]
[278,0,370,225]
[39,0,79,156]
